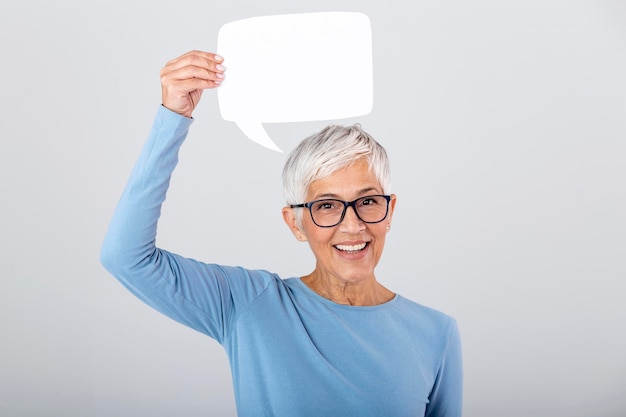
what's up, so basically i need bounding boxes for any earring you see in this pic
[386,224,390,231]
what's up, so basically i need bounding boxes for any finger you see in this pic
[164,50,221,66]
[168,50,223,64]
[160,61,225,86]
[161,65,224,85]
[165,77,221,94]
[163,51,225,75]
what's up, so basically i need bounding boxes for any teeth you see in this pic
[335,243,367,252]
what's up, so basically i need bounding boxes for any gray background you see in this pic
[1,0,625,416]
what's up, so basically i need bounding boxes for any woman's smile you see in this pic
[334,241,368,254]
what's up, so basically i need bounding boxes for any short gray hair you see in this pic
[282,124,391,214]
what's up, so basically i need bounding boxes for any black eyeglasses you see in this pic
[290,195,391,228]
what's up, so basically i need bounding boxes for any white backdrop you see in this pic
[1,0,625,416]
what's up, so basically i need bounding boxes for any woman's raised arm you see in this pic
[98,52,249,341]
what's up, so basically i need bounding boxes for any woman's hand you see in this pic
[160,50,225,118]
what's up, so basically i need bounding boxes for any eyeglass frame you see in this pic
[289,194,392,228]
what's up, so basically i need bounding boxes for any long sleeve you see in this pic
[100,106,274,343]
[425,318,464,417]
[101,105,192,274]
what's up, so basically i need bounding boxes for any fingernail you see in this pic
[216,72,224,78]
[216,64,226,71]
[215,55,224,61]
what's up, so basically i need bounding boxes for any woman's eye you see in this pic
[315,201,338,211]
[361,197,378,206]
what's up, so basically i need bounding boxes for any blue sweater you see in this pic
[100,106,463,417]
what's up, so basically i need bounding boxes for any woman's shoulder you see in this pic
[208,264,283,292]
[393,295,458,335]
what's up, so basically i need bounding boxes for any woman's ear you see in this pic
[387,194,397,229]
[282,207,308,242]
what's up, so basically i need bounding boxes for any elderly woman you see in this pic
[101,50,463,417]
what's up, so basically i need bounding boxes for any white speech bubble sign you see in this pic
[217,12,373,152]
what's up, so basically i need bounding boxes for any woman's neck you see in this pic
[301,272,394,306]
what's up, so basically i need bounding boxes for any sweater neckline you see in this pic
[291,277,399,310]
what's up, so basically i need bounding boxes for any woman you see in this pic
[101,50,462,417]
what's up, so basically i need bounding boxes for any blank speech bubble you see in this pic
[217,12,373,152]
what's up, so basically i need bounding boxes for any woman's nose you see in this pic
[339,206,365,232]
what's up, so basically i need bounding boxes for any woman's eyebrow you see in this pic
[313,187,380,200]
[313,193,342,199]
[358,187,379,195]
